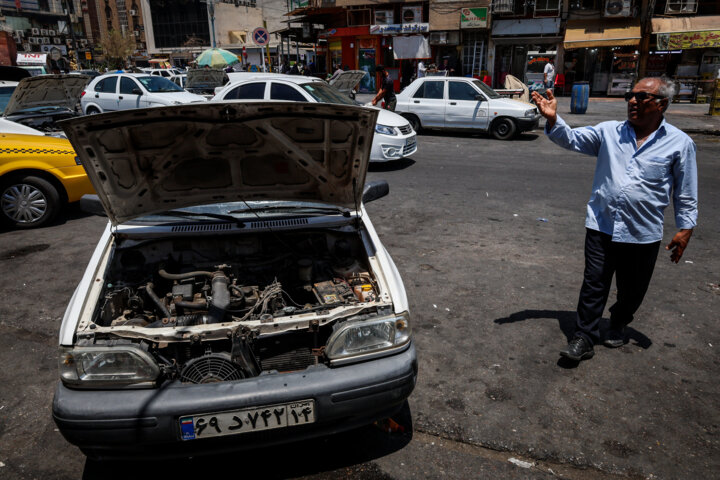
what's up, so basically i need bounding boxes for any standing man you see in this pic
[531,77,698,361]
[371,65,397,111]
[544,57,556,90]
[417,60,426,78]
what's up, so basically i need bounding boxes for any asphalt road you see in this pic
[0,129,717,479]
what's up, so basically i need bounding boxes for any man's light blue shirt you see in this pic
[546,115,697,244]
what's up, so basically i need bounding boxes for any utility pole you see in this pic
[207,0,217,48]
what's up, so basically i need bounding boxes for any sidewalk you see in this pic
[355,93,720,134]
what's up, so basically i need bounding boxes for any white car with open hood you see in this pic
[52,102,417,459]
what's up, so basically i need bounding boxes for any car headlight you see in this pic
[59,345,160,389]
[325,313,411,364]
[375,124,397,136]
[525,108,538,117]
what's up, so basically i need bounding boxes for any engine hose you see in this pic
[208,274,231,324]
[158,268,213,280]
[176,314,211,326]
[146,283,171,319]
[174,299,208,310]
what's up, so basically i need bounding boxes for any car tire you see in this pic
[404,114,422,133]
[0,175,61,229]
[491,118,517,140]
[85,106,100,115]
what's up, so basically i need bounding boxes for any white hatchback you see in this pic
[81,73,207,114]
[212,75,417,163]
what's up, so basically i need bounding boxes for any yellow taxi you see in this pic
[1,127,94,228]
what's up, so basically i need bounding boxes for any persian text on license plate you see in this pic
[179,399,315,441]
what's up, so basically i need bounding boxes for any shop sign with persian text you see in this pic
[657,30,720,50]
[369,23,429,35]
[460,7,488,29]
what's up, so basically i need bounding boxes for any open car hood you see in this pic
[60,102,378,225]
[4,74,88,116]
[329,70,366,92]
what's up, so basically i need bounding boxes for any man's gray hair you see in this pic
[657,75,676,104]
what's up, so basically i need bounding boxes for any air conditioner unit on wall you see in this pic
[665,0,697,14]
[16,30,24,37]
[493,0,514,14]
[133,31,140,36]
[604,0,631,17]
[53,37,61,44]
[129,9,137,15]
[29,37,39,44]
[42,37,50,44]
[40,29,48,35]
[31,28,40,35]
[401,6,421,23]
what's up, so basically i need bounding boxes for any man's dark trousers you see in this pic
[575,228,661,345]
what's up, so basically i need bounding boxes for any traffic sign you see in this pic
[252,27,269,46]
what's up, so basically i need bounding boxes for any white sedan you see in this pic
[212,75,417,163]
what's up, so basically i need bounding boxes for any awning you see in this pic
[493,18,560,36]
[563,19,641,50]
[652,16,720,34]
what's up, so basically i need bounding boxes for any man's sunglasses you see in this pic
[624,91,666,102]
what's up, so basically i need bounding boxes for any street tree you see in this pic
[100,29,135,69]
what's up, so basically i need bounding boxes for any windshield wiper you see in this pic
[157,210,245,227]
[228,205,349,216]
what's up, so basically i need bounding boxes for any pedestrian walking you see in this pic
[531,77,698,361]
[544,58,556,90]
[417,60,426,78]
[371,65,397,111]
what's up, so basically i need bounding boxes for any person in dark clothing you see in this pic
[371,65,396,111]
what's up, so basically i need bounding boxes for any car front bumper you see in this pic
[53,342,417,460]
[516,115,540,132]
[370,131,417,162]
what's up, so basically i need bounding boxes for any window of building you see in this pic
[413,81,444,99]
[347,9,371,26]
[569,0,599,10]
[535,0,561,13]
[270,83,307,102]
[492,0,527,16]
[150,0,210,49]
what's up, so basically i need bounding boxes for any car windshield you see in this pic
[130,201,348,224]
[0,86,15,114]
[472,80,501,99]
[136,76,184,93]
[300,83,357,105]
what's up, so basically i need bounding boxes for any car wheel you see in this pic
[0,175,61,228]
[405,114,421,133]
[491,118,517,140]
[85,106,100,115]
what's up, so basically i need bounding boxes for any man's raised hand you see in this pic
[532,90,558,129]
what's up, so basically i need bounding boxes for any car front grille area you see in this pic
[398,124,413,135]
[403,139,417,156]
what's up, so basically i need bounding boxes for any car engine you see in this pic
[86,231,385,384]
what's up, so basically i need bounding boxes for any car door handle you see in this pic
[450,102,457,105]
[119,96,123,100]
[413,100,420,103]
[95,93,99,98]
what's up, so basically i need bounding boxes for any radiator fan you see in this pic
[180,352,246,384]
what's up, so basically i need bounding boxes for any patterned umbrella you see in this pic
[195,48,240,68]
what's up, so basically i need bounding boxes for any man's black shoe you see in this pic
[560,336,594,361]
[603,326,626,348]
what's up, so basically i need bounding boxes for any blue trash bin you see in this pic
[571,81,590,114]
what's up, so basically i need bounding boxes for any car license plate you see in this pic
[179,399,315,441]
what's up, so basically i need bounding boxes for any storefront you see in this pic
[651,16,720,101]
[491,17,561,88]
[563,19,642,96]
[428,2,490,79]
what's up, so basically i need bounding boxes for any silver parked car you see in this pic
[395,76,540,140]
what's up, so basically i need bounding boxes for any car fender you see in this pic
[59,223,114,346]
[82,101,103,113]
[360,204,409,314]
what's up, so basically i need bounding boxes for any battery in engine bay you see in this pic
[313,280,355,305]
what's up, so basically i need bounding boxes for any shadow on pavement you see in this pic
[82,403,413,480]
[369,157,416,172]
[494,309,577,341]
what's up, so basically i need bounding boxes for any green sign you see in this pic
[460,7,488,29]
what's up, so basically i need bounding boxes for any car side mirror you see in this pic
[362,180,389,204]
[475,94,485,101]
[79,194,107,217]
[132,88,142,95]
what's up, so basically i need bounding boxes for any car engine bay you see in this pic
[80,230,390,384]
